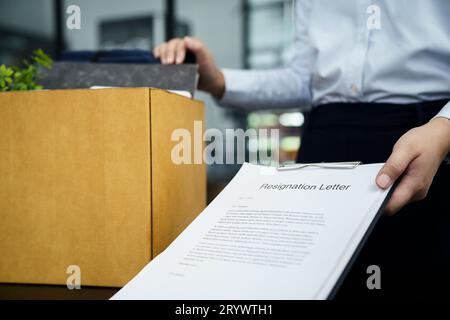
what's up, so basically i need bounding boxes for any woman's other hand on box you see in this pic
[153,37,225,99]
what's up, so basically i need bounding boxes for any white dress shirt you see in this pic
[220,0,450,119]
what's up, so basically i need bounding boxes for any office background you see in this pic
[0,0,304,202]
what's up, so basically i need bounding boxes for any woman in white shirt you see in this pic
[154,0,450,299]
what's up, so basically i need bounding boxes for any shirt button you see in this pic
[351,84,359,95]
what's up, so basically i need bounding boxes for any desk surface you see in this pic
[0,284,118,300]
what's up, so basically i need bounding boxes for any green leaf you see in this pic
[0,49,52,91]
[32,48,53,69]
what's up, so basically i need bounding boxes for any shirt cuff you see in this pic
[435,101,450,120]
[217,69,243,108]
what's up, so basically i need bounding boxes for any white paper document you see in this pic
[90,86,192,98]
[112,163,392,300]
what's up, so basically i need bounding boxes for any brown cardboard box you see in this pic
[0,88,206,287]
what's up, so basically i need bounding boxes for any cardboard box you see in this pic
[0,88,206,287]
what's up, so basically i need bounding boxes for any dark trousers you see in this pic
[296,100,450,299]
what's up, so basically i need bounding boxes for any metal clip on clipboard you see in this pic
[277,161,362,171]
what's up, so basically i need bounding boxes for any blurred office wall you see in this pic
[0,0,54,65]
[0,0,54,38]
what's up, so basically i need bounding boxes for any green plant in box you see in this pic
[0,65,14,92]
[0,49,53,92]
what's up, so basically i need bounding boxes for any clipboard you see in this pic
[277,161,397,299]
[112,161,399,300]
[277,161,362,171]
